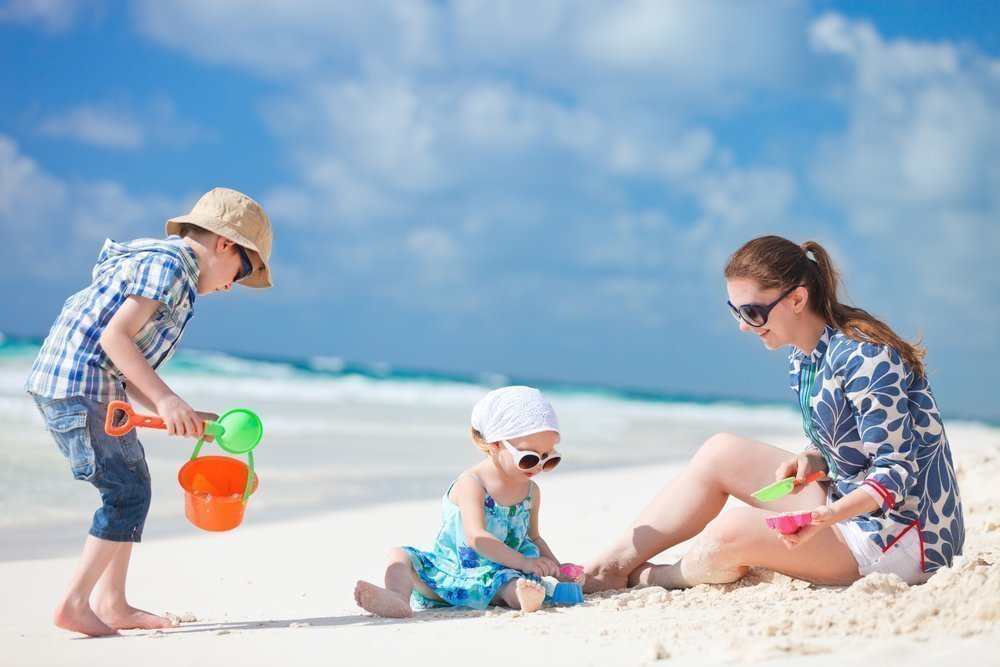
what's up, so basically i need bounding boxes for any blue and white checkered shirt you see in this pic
[25,236,199,403]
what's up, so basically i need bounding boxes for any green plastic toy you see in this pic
[751,471,825,502]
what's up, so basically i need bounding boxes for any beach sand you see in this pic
[3,424,998,666]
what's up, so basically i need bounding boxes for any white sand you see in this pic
[3,424,999,666]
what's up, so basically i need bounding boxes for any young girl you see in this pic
[585,235,964,590]
[355,386,573,617]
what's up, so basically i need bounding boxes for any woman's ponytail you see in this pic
[726,236,927,379]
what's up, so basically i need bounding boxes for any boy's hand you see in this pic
[155,394,203,437]
[196,411,220,442]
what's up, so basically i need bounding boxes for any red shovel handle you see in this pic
[105,400,167,436]
[799,471,827,486]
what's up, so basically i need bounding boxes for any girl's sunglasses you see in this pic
[500,439,562,472]
[727,285,797,328]
[235,245,254,282]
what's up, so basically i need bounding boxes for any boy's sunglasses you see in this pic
[235,245,254,282]
[727,285,798,328]
[500,439,562,473]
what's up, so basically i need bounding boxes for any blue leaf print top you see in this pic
[789,325,964,572]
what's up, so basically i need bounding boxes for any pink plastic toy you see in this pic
[765,512,813,534]
[560,564,585,579]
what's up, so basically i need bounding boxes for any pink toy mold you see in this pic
[765,512,813,534]
[560,564,584,579]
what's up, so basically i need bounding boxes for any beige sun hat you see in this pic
[166,187,274,288]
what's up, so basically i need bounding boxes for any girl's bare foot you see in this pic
[53,599,118,637]
[354,580,413,618]
[514,578,546,613]
[96,603,178,631]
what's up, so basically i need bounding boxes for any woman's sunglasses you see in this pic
[235,246,254,282]
[500,439,562,473]
[727,285,797,328]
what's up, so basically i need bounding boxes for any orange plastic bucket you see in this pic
[177,455,259,532]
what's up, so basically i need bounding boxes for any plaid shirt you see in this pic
[25,237,199,403]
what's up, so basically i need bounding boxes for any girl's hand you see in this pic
[779,505,834,549]
[775,451,827,495]
[520,556,559,578]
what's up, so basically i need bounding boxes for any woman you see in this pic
[585,235,964,590]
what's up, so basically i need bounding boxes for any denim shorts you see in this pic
[32,394,152,542]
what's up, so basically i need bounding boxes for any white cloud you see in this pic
[810,14,998,208]
[131,0,441,77]
[0,0,91,33]
[0,135,182,279]
[37,104,145,150]
[133,0,813,109]
[35,99,210,151]
[807,13,1000,346]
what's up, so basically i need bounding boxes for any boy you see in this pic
[25,187,274,637]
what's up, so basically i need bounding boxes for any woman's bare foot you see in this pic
[582,559,630,593]
[53,599,118,637]
[628,562,665,587]
[514,578,546,613]
[95,603,178,631]
[354,580,413,618]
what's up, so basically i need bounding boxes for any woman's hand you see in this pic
[778,505,835,549]
[775,451,827,495]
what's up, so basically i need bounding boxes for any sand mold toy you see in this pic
[765,511,813,534]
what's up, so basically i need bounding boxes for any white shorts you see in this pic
[836,521,931,585]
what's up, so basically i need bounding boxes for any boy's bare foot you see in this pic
[514,578,546,613]
[53,600,118,637]
[96,604,179,631]
[354,580,412,618]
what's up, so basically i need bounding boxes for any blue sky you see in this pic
[1,1,998,421]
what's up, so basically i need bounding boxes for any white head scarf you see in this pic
[471,386,560,443]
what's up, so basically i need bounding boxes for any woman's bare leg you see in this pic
[584,433,844,591]
[631,505,859,588]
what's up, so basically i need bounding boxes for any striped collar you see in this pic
[789,324,837,365]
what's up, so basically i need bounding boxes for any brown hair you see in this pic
[171,222,212,239]
[724,235,926,379]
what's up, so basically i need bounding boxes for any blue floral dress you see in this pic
[790,325,964,572]
[402,474,546,610]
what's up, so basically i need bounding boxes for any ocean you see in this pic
[0,334,830,560]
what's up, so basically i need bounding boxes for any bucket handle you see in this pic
[190,438,255,504]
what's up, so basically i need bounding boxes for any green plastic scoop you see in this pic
[190,408,263,504]
[201,408,263,455]
[751,471,825,502]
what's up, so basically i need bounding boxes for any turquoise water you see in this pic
[0,334,808,560]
